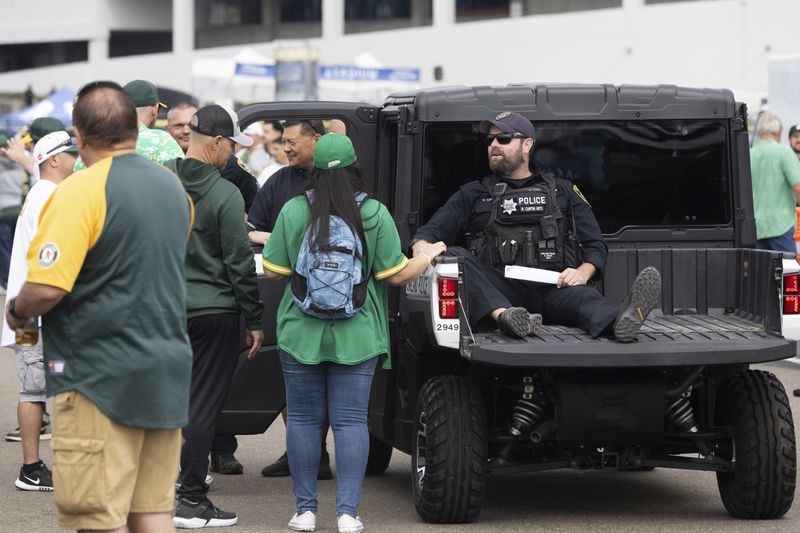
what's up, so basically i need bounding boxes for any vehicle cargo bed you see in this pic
[462,248,795,368]
[467,310,793,367]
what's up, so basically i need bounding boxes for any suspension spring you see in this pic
[665,396,697,431]
[510,398,544,436]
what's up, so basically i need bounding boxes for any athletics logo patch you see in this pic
[38,244,59,267]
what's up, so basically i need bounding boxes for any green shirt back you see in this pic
[262,196,408,369]
[750,139,800,239]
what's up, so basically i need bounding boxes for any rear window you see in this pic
[419,120,732,235]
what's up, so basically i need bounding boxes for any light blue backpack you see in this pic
[291,191,368,319]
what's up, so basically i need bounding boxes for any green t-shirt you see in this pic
[73,122,185,172]
[262,196,408,369]
[750,139,800,239]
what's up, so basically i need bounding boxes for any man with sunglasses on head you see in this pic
[1,130,77,493]
[412,112,660,342]
[247,120,325,246]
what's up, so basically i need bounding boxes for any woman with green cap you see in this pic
[262,133,445,533]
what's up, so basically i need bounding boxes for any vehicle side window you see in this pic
[419,120,732,235]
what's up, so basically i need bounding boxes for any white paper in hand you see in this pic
[254,253,264,275]
[504,265,560,285]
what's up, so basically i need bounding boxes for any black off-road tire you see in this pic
[411,375,488,523]
[365,434,393,476]
[715,369,796,519]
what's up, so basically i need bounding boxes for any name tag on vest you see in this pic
[501,193,548,216]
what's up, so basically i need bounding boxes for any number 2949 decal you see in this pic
[436,323,459,331]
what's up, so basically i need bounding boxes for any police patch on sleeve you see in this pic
[38,243,59,267]
[572,184,592,208]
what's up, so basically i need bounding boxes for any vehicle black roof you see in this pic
[384,84,739,123]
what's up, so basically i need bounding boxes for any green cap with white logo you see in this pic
[313,133,357,170]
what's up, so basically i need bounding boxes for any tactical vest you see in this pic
[472,174,582,271]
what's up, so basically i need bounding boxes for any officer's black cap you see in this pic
[790,124,800,138]
[479,112,536,141]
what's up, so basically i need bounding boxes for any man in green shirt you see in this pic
[73,79,184,172]
[750,112,800,252]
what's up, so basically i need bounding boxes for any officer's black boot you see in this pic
[497,307,542,338]
[612,266,661,343]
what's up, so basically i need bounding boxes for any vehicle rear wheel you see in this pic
[715,369,796,518]
[365,434,393,475]
[411,375,487,523]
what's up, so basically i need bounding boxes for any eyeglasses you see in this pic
[485,133,527,145]
[46,137,76,155]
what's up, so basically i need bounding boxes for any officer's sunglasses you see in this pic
[485,133,528,145]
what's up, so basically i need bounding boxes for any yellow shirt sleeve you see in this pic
[26,157,110,292]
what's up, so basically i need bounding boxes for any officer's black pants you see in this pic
[178,313,240,500]
[447,247,618,337]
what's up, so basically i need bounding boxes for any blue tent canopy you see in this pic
[0,87,75,133]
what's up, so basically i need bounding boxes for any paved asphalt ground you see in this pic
[0,342,800,532]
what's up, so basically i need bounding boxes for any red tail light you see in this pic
[785,295,800,315]
[438,278,457,298]
[439,299,458,319]
[438,278,458,319]
[784,274,799,295]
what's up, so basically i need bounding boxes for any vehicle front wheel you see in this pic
[715,369,796,518]
[411,375,487,523]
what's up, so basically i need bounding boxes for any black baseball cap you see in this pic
[479,111,536,141]
[790,124,800,137]
[189,104,253,147]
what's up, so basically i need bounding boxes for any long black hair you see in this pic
[304,163,378,260]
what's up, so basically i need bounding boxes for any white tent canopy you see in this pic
[192,47,275,105]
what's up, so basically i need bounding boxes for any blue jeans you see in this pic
[280,351,378,517]
[757,225,796,253]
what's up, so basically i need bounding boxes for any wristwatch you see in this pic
[8,298,25,320]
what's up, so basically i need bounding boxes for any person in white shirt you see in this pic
[1,131,77,492]
[257,138,289,188]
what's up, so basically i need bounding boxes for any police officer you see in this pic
[412,112,660,342]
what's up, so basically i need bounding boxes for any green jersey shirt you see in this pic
[750,139,800,239]
[74,122,184,172]
[263,196,408,369]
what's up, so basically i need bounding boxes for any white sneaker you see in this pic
[288,511,316,532]
[337,514,364,533]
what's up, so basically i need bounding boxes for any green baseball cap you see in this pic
[123,79,166,108]
[20,116,66,144]
[313,133,357,170]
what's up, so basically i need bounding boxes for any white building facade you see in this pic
[0,0,798,107]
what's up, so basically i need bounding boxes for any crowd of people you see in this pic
[0,79,797,532]
[0,79,446,533]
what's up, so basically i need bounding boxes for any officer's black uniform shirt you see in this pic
[414,173,608,276]
[247,165,308,232]
[221,155,258,212]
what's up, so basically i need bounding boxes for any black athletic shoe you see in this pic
[497,307,536,338]
[261,450,335,480]
[613,266,661,343]
[15,463,53,492]
[6,412,51,442]
[261,451,290,477]
[209,451,243,475]
[793,388,800,398]
[173,497,237,529]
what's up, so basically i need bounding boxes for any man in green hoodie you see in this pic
[166,104,264,529]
